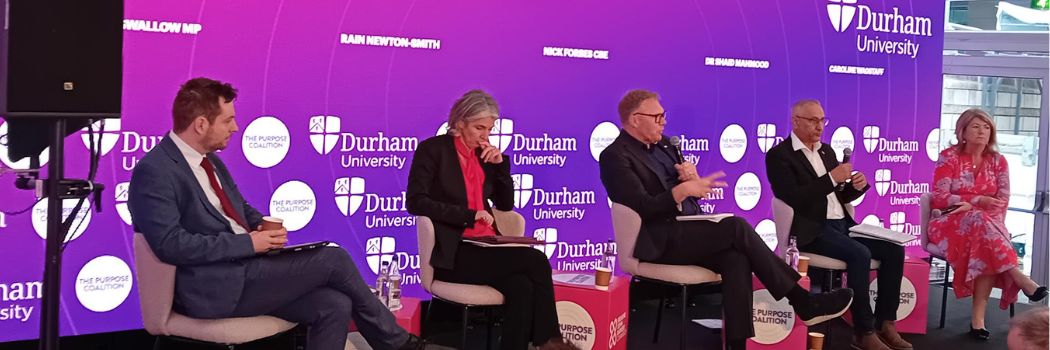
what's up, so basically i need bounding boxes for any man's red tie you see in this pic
[200,157,252,232]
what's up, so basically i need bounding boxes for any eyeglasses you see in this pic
[795,115,829,126]
[633,112,667,124]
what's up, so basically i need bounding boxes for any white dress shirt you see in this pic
[790,132,846,220]
[169,131,249,234]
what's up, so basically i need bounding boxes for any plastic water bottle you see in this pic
[387,257,402,310]
[595,239,616,290]
[784,236,799,270]
[602,239,617,271]
[376,261,390,306]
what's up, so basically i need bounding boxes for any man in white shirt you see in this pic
[128,77,422,350]
[765,99,910,350]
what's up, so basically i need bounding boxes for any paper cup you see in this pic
[594,267,612,291]
[261,216,284,231]
[797,256,810,276]
[808,332,824,350]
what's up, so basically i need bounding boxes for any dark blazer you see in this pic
[406,134,514,270]
[128,136,262,319]
[765,137,868,247]
[598,132,698,262]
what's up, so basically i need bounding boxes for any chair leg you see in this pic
[485,308,493,350]
[679,285,688,350]
[1010,303,1015,318]
[940,262,949,329]
[825,269,835,293]
[424,300,434,341]
[462,306,471,349]
[653,296,666,343]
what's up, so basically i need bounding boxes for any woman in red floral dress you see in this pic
[929,108,1047,341]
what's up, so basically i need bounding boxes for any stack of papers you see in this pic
[848,224,917,246]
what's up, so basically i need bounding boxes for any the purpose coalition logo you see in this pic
[733,172,762,211]
[589,121,620,162]
[512,173,595,221]
[751,288,796,344]
[557,301,597,350]
[269,181,317,232]
[309,116,417,169]
[533,227,616,272]
[364,236,421,285]
[869,275,918,321]
[241,116,290,168]
[925,128,941,162]
[826,0,934,58]
[873,168,928,207]
[755,219,778,252]
[333,177,415,229]
[75,255,134,313]
[719,124,748,163]
[830,126,855,162]
[32,199,92,243]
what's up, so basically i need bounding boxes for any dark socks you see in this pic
[725,337,747,350]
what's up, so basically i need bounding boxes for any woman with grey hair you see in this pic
[406,90,575,350]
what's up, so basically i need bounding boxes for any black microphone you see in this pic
[669,136,685,164]
[837,147,853,190]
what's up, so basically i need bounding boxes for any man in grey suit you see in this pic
[128,77,422,350]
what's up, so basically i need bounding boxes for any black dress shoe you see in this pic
[1025,286,1048,302]
[968,325,990,341]
[398,334,426,350]
[796,288,854,326]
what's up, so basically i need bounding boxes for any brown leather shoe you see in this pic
[877,321,914,350]
[851,331,892,350]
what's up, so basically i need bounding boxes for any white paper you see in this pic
[676,213,734,223]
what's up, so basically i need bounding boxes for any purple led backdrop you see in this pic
[0,0,945,341]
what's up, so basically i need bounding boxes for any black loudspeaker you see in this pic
[0,0,123,118]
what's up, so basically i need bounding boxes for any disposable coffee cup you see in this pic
[594,267,612,291]
[797,256,811,277]
[261,216,284,231]
[808,332,825,350]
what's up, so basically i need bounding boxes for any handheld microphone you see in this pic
[669,136,685,164]
[837,147,853,190]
